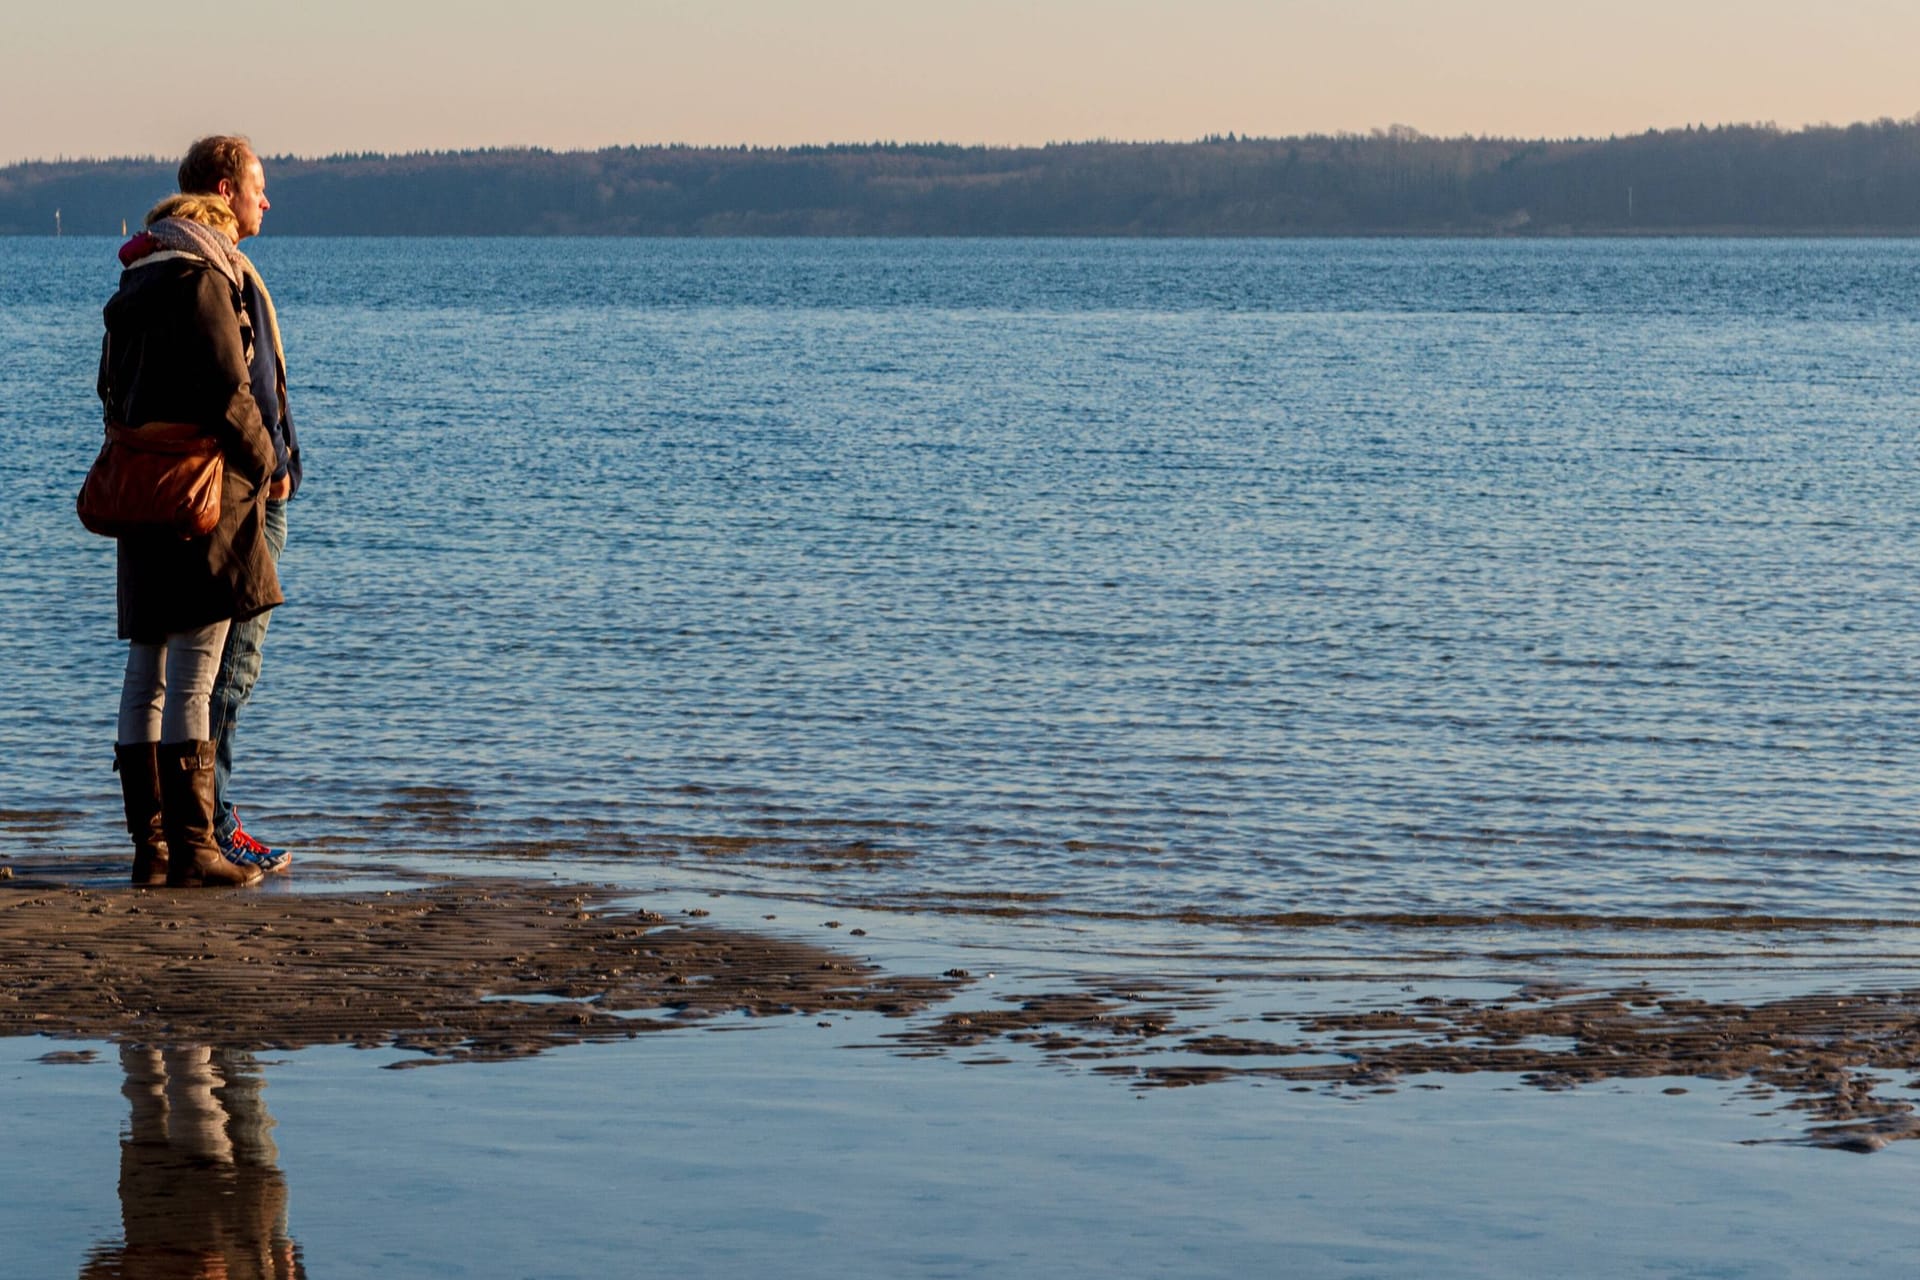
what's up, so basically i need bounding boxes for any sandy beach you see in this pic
[0,872,959,1062]
[9,861,1920,1155]
[7,859,1920,1278]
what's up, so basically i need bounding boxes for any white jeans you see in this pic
[118,621,232,744]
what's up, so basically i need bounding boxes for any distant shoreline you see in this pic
[9,123,1920,236]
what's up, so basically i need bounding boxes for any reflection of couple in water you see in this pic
[80,1045,305,1280]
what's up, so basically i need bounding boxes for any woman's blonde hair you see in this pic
[143,192,238,238]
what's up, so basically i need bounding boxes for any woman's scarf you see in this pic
[132,216,246,292]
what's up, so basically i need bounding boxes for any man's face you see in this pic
[219,156,270,240]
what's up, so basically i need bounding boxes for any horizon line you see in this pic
[11,114,1920,168]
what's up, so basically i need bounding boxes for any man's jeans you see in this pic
[209,497,287,842]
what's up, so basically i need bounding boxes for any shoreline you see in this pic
[0,874,959,1065]
[10,863,1920,1150]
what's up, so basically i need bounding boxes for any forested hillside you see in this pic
[8,119,1920,236]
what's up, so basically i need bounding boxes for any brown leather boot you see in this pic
[159,741,262,888]
[114,742,169,886]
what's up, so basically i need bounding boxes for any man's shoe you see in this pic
[221,810,291,874]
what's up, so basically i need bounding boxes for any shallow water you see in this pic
[6,237,1920,960]
[11,238,1920,1270]
[9,1029,1919,1280]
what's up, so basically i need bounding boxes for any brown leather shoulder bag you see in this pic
[76,421,225,539]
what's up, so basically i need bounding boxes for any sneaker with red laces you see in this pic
[220,811,291,874]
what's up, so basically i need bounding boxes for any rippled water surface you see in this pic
[7,237,1920,944]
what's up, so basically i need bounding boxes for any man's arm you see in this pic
[197,273,277,487]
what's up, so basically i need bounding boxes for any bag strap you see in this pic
[105,421,222,456]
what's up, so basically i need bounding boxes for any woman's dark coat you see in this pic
[98,254,283,642]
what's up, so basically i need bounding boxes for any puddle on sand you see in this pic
[8,1026,1920,1280]
[73,1045,305,1278]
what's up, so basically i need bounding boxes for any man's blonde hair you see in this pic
[144,192,239,237]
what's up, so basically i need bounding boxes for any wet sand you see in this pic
[888,977,1920,1152]
[0,878,960,1065]
[10,869,1920,1152]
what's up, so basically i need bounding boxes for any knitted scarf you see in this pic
[117,218,293,433]
[136,215,247,292]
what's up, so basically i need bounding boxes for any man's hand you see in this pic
[268,475,291,500]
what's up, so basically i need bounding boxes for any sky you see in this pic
[5,0,1917,163]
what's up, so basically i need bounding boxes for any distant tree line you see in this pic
[7,120,1920,236]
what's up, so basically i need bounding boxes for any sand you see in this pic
[891,977,1920,1151]
[9,873,1920,1150]
[0,878,960,1065]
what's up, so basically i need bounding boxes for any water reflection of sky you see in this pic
[9,1024,1918,1279]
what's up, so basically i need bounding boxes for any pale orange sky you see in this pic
[5,0,1915,162]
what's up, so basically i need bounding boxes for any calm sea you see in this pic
[6,237,1920,968]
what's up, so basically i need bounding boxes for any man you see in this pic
[178,136,301,873]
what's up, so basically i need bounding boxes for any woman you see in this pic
[101,193,282,888]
